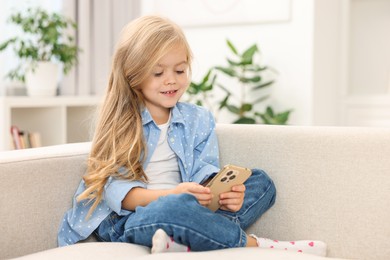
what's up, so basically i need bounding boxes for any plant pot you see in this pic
[25,61,59,96]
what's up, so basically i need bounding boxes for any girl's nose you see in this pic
[164,73,176,86]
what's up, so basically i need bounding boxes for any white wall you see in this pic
[142,0,333,125]
[312,0,342,126]
[186,1,316,125]
[2,0,388,127]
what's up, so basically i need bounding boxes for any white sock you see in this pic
[151,229,190,254]
[250,235,327,256]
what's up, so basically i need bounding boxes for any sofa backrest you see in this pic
[1,124,389,259]
[217,124,390,260]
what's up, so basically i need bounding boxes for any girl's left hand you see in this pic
[218,184,246,212]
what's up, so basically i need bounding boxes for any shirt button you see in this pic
[170,138,175,142]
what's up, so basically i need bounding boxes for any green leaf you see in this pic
[217,84,232,95]
[187,82,201,95]
[227,58,241,66]
[226,105,240,115]
[241,103,252,112]
[266,106,274,117]
[0,38,16,51]
[218,94,230,110]
[246,65,268,72]
[239,76,261,83]
[252,80,274,90]
[202,69,212,83]
[274,110,292,125]
[241,44,258,64]
[210,74,217,85]
[258,114,271,124]
[233,117,256,124]
[215,66,236,77]
[252,95,269,104]
[188,70,215,95]
[256,107,292,125]
[226,39,238,55]
[200,83,213,91]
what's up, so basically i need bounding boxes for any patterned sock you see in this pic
[250,235,327,256]
[151,229,190,254]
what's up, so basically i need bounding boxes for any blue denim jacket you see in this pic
[58,102,220,246]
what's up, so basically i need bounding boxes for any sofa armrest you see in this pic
[0,142,91,259]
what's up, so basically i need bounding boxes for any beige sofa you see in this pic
[1,124,389,260]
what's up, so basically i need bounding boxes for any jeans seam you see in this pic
[239,228,247,247]
[108,215,123,238]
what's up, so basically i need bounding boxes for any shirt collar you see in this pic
[141,103,185,126]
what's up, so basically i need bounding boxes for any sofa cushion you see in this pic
[14,242,347,260]
[13,242,148,259]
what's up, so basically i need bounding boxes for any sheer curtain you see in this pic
[63,0,141,96]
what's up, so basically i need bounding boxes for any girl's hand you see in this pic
[218,184,246,212]
[173,182,213,206]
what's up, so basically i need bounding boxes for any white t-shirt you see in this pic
[145,120,181,190]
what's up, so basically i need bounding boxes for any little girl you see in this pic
[58,15,326,256]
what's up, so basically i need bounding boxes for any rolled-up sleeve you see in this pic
[104,177,146,215]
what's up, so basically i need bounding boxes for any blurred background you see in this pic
[1,0,390,150]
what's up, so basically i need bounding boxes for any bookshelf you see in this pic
[0,96,102,151]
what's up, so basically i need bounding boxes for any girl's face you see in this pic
[140,44,189,124]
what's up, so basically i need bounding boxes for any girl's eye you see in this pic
[176,70,185,74]
[154,72,163,77]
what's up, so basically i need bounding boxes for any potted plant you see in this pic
[187,40,292,125]
[0,7,80,96]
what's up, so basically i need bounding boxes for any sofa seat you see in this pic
[14,242,346,260]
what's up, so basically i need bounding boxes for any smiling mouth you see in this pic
[161,90,178,94]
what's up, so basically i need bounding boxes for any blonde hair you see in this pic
[78,15,193,217]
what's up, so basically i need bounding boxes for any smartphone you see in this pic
[205,164,252,211]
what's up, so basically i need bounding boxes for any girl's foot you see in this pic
[250,235,327,256]
[151,229,190,253]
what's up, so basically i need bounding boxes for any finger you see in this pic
[199,199,212,206]
[195,193,213,202]
[219,204,240,212]
[231,184,246,192]
[219,191,244,200]
[220,197,242,205]
[189,184,211,194]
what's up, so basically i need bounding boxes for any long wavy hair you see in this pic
[78,15,193,217]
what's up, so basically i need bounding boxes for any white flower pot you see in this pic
[25,62,59,96]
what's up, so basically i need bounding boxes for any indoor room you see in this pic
[0,1,389,260]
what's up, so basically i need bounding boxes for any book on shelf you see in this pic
[10,126,42,150]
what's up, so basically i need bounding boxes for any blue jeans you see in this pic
[95,169,276,251]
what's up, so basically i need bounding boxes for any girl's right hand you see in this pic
[173,182,213,206]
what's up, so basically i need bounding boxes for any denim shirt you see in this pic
[58,102,220,246]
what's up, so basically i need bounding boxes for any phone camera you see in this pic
[226,171,233,176]
[220,177,227,182]
[229,175,236,180]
